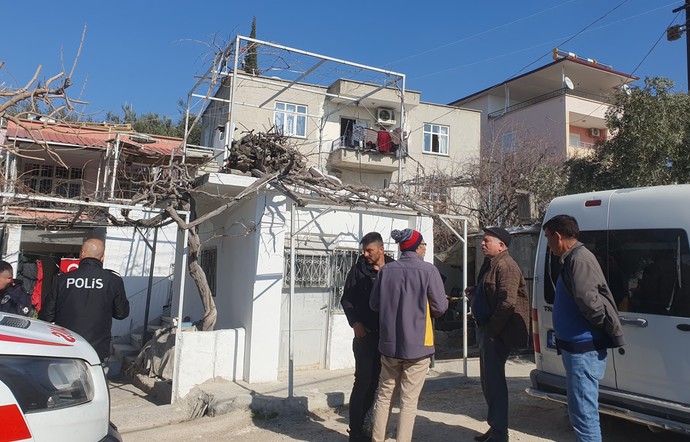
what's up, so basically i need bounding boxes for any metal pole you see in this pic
[171,212,191,404]
[686,0,689,90]
[141,227,158,346]
[288,203,296,400]
[462,218,468,376]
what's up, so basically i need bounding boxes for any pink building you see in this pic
[449,54,638,161]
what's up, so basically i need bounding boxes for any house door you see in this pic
[279,252,330,370]
[340,118,355,148]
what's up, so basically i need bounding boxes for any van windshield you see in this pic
[544,228,690,318]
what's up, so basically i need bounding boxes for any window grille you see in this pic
[283,252,330,288]
[200,247,217,297]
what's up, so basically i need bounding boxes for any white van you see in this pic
[527,185,690,434]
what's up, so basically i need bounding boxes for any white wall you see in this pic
[105,210,178,338]
[176,328,245,399]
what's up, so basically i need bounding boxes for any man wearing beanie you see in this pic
[468,227,529,442]
[369,228,448,442]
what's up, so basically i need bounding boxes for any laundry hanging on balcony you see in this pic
[377,130,392,153]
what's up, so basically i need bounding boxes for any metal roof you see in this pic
[5,120,187,157]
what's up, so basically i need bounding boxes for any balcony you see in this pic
[328,137,399,173]
[488,88,611,119]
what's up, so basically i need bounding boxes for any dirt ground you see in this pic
[123,357,690,441]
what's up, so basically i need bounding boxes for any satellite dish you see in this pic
[563,76,575,90]
[621,84,632,95]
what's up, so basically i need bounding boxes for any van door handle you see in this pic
[619,316,648,327]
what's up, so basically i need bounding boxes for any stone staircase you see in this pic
[108,309,173,377]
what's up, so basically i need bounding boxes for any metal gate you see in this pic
[279,249,358,370]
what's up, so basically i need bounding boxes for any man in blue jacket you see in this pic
[369,228,448,442]
[543,215,624,442]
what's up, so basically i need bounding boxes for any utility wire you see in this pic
[629,11,683,77]
[384,0,577,68]
[506,0,631,81]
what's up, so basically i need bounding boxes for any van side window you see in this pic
[610,229,690,318]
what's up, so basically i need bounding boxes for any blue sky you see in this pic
[2,0,685,121]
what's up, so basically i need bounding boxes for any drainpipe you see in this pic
[288,203,296,400]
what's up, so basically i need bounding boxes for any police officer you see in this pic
[0,261,33,317]
[40,238,130,362]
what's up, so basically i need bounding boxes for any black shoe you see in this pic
[474,429,491,442]
[348,430,370,442]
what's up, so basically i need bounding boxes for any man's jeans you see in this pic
[348,331,381,437]
[561,348,607,442]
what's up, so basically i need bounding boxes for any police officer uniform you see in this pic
[39,257,130,361]
[0,281,33,316]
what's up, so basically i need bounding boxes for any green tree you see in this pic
[565,77,690,193]
[243,17,259,75]
[105,102,201,145]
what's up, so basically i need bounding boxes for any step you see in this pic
[112,343,139,360]
[160,316,173,326]
[131,332,143,349]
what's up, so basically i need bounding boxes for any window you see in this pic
[200,248,217,297]
[423,124,449,155]
[115,164,153,200]
[22,163,83,206]
[569,133,581,147]
[274,102,307,137]
[502,132,516,151]
[543,229,690,318]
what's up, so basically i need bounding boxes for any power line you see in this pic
[383,0,578,69]
[506,0,631,81]
[629,10,683,78]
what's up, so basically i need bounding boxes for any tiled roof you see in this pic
[5,120,185,157]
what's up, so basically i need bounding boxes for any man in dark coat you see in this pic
[341,232,394,442]
[40,238,129,362]
[0,261,33,316]
[468,227,530,442]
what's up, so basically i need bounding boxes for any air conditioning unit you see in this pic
[589,128,601,137]
[377,108,396,125]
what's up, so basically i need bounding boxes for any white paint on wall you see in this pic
[176,328,245,399]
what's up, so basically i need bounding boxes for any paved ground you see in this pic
[111,355,690,441]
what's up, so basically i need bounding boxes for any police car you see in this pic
[0,313,121,441]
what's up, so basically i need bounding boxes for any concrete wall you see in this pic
[486,96,566,158]
[176,328,245,399]
[403,103,481,180]
[105,210,178,338]
[200,75,481,188]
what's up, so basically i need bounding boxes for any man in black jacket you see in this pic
[341,232,394,442]
[39,238,130,362]
[0,261,33,316]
